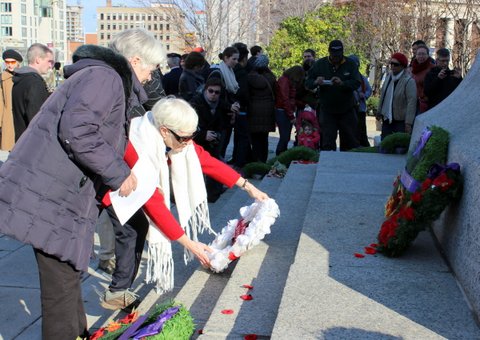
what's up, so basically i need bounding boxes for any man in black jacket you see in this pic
[12,43,53,141]
[424,48,462,110]
[162,53,182,96]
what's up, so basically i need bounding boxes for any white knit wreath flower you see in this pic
[208,198,280,273]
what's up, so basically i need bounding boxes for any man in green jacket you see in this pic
[305,40,361,151]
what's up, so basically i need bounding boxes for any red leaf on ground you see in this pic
[242,284,254,290]
[240,294,253,301]
[198,329,204,334]
[221,309,234,314]
[354,253,365,258]
[364,247,377,255]
[370,243,378,248]
[245,335,258,340]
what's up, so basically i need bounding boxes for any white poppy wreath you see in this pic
[208,199,280,273]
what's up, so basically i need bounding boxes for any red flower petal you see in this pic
[240,294,253,300]
[354,253,365,258]
[242,284,254,290]
[198,329,204,334]
[228,252,239,261]
[221,309,234,314]
[370,243,378,248]
[245,335,258,340]
[364,246,377,255]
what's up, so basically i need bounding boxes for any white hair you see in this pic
[109,28,165,68]
[151,97,198,133]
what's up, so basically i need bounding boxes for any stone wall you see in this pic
[410,50,480,320]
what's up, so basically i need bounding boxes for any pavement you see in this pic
[1,118,478,339]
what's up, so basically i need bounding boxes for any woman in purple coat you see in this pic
[0,29,164,340]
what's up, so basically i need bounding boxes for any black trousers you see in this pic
[357,110,370,147]
[34,248,88,340]
[250,131,269,163]
[319,108,359,151]
[232,114,252,167]
[381,119,405,140]
[106,205,149,292]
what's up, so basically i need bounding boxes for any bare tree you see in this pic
[136,0,258,61]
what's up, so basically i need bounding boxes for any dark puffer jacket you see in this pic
[247,70,276,133]
[0,46,135,271]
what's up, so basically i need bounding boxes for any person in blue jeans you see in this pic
[274,66,305,155]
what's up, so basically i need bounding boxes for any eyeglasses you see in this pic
[4,60,17,65]
[390,62,401,67]
[168,128,198,144]
[207,88,221,95]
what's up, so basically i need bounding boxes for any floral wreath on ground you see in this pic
[90,301,194,340]
[376,126,463,257]
[208,198,280,273]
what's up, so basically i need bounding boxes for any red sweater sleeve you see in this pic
[311,131,320,144]
[194,143,241,187]
[143,189,185,240]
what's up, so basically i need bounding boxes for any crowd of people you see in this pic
[0,28,464,340]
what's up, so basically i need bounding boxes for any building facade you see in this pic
[0,0,67,63]
[96,1,186,55]
[66,3,83,43]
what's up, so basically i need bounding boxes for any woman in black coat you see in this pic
[247,55,276,163]
[178,51,206,102]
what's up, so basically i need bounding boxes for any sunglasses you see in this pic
[207,88,221,95]
[168,128,198,144]
[390,62,401,67]
[4,60,17,65]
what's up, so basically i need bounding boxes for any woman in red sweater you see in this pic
[100,98,269,311]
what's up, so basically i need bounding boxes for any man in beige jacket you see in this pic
[0,49,23,150]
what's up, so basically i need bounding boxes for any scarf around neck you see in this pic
[411,58,431,75]
[128,112,215,293]
[380,70,404,124]
[218,61,239,94]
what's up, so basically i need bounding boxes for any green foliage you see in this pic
[366,96,379,116]
[242,162,271,178]
[267,4,366,76]
[350,146,378,153]
[266,146,319,167]
[406,126,449,183]
[380,132,411,154]
[146,301,194,340]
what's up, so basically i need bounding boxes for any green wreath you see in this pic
[377,126,463,256]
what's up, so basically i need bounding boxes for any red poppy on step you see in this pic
[242,284,254,290]
[354,253,365,258]
[221,309,234,314]
[364,247,377,255]
[240,294,253,301]
[245,335,258,340]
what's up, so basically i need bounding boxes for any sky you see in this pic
[68,0,141,33]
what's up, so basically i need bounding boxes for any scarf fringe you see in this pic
[145,235,174,294]
[183,199,216,264]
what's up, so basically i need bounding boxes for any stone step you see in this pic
[198,163,317,339]
[168,174,283,336]
[271,152,480,339]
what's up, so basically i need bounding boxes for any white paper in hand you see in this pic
[110,157,158,225]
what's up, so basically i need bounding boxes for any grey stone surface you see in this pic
[199,163,317,338]
[318,151,405,174]
[409,50,480,318]
[0,245,39,288]
[272,152,479,339]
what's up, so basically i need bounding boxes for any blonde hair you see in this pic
[151,97,198,133]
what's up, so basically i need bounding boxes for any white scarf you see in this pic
[218,61,239,94]
[381,70,404,124]
[128,112,215,293]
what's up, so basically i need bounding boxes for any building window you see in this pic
[100,33,104,39]
[1,15,12,24]
[148,24,151,30]
[159,24,163,30]
[113,24,116,30]
[21,3,26,14]
[130,14,134,20]
[107,15,110,20]
[154,23,157,30]
[166,44,170,51]
[154,15,158,20]
[166,24,170,31]
[21,15,26,25]
[100,24,104,30]
[0,3,12,12]
[136,14,139,21]
[22,27,27,37]
[159,35,163,40]
[130,24,133,29]
[166,35,170,41]
[142,14,145,20]
[1,26,12,36]
[113,15,116,20]
[101,13,104,20]
[148,15,151,21]
[107,24,110,30]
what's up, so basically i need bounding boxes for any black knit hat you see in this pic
[2,49,23,62]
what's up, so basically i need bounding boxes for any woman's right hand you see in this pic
[177,235,212,268]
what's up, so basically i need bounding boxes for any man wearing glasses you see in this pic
[376,52,417,139]
[0,49,23,150]
[424,48,462,110]
[12,43,53,141]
